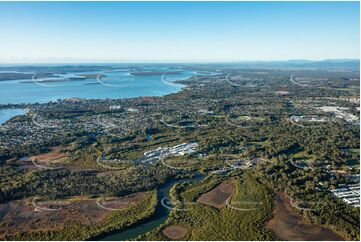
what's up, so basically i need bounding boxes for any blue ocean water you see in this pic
[0,69,197,104]
[0,109,27,124]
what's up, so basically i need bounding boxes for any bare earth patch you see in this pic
[0,192,146,239]
[266,192,343,241]
[197,181,236,209]
[29,146,73,163]
[162,225,189,240]
[275,91,290,95]
[11,146,99,172]
[9,146,72,170]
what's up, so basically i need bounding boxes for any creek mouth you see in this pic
[96,173,204,241]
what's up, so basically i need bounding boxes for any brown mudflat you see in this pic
[267,192,343,241]
[0,192,146,239]
[162,225,189,240]
[98,192,145,210]
[197,181,236,209]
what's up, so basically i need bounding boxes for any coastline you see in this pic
[0,108,29,125]
[0,73,193,108]
[0,68,195,105]
[0,74,191,125]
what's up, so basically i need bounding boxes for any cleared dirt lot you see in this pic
[197,181,236,209]
[9,146,99,172]
[0,192,146,239]
[8,146,72,170]
[162,225,189,240]
[266,192,343,241]
[29,146,72,164]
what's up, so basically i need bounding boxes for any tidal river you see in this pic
[96,173,204,241]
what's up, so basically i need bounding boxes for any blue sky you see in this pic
[0,1,359,63]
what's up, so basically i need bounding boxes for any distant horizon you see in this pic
[0,58,359,65]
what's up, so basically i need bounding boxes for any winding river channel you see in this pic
[97,173,204,241]
[97,176,343,241]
